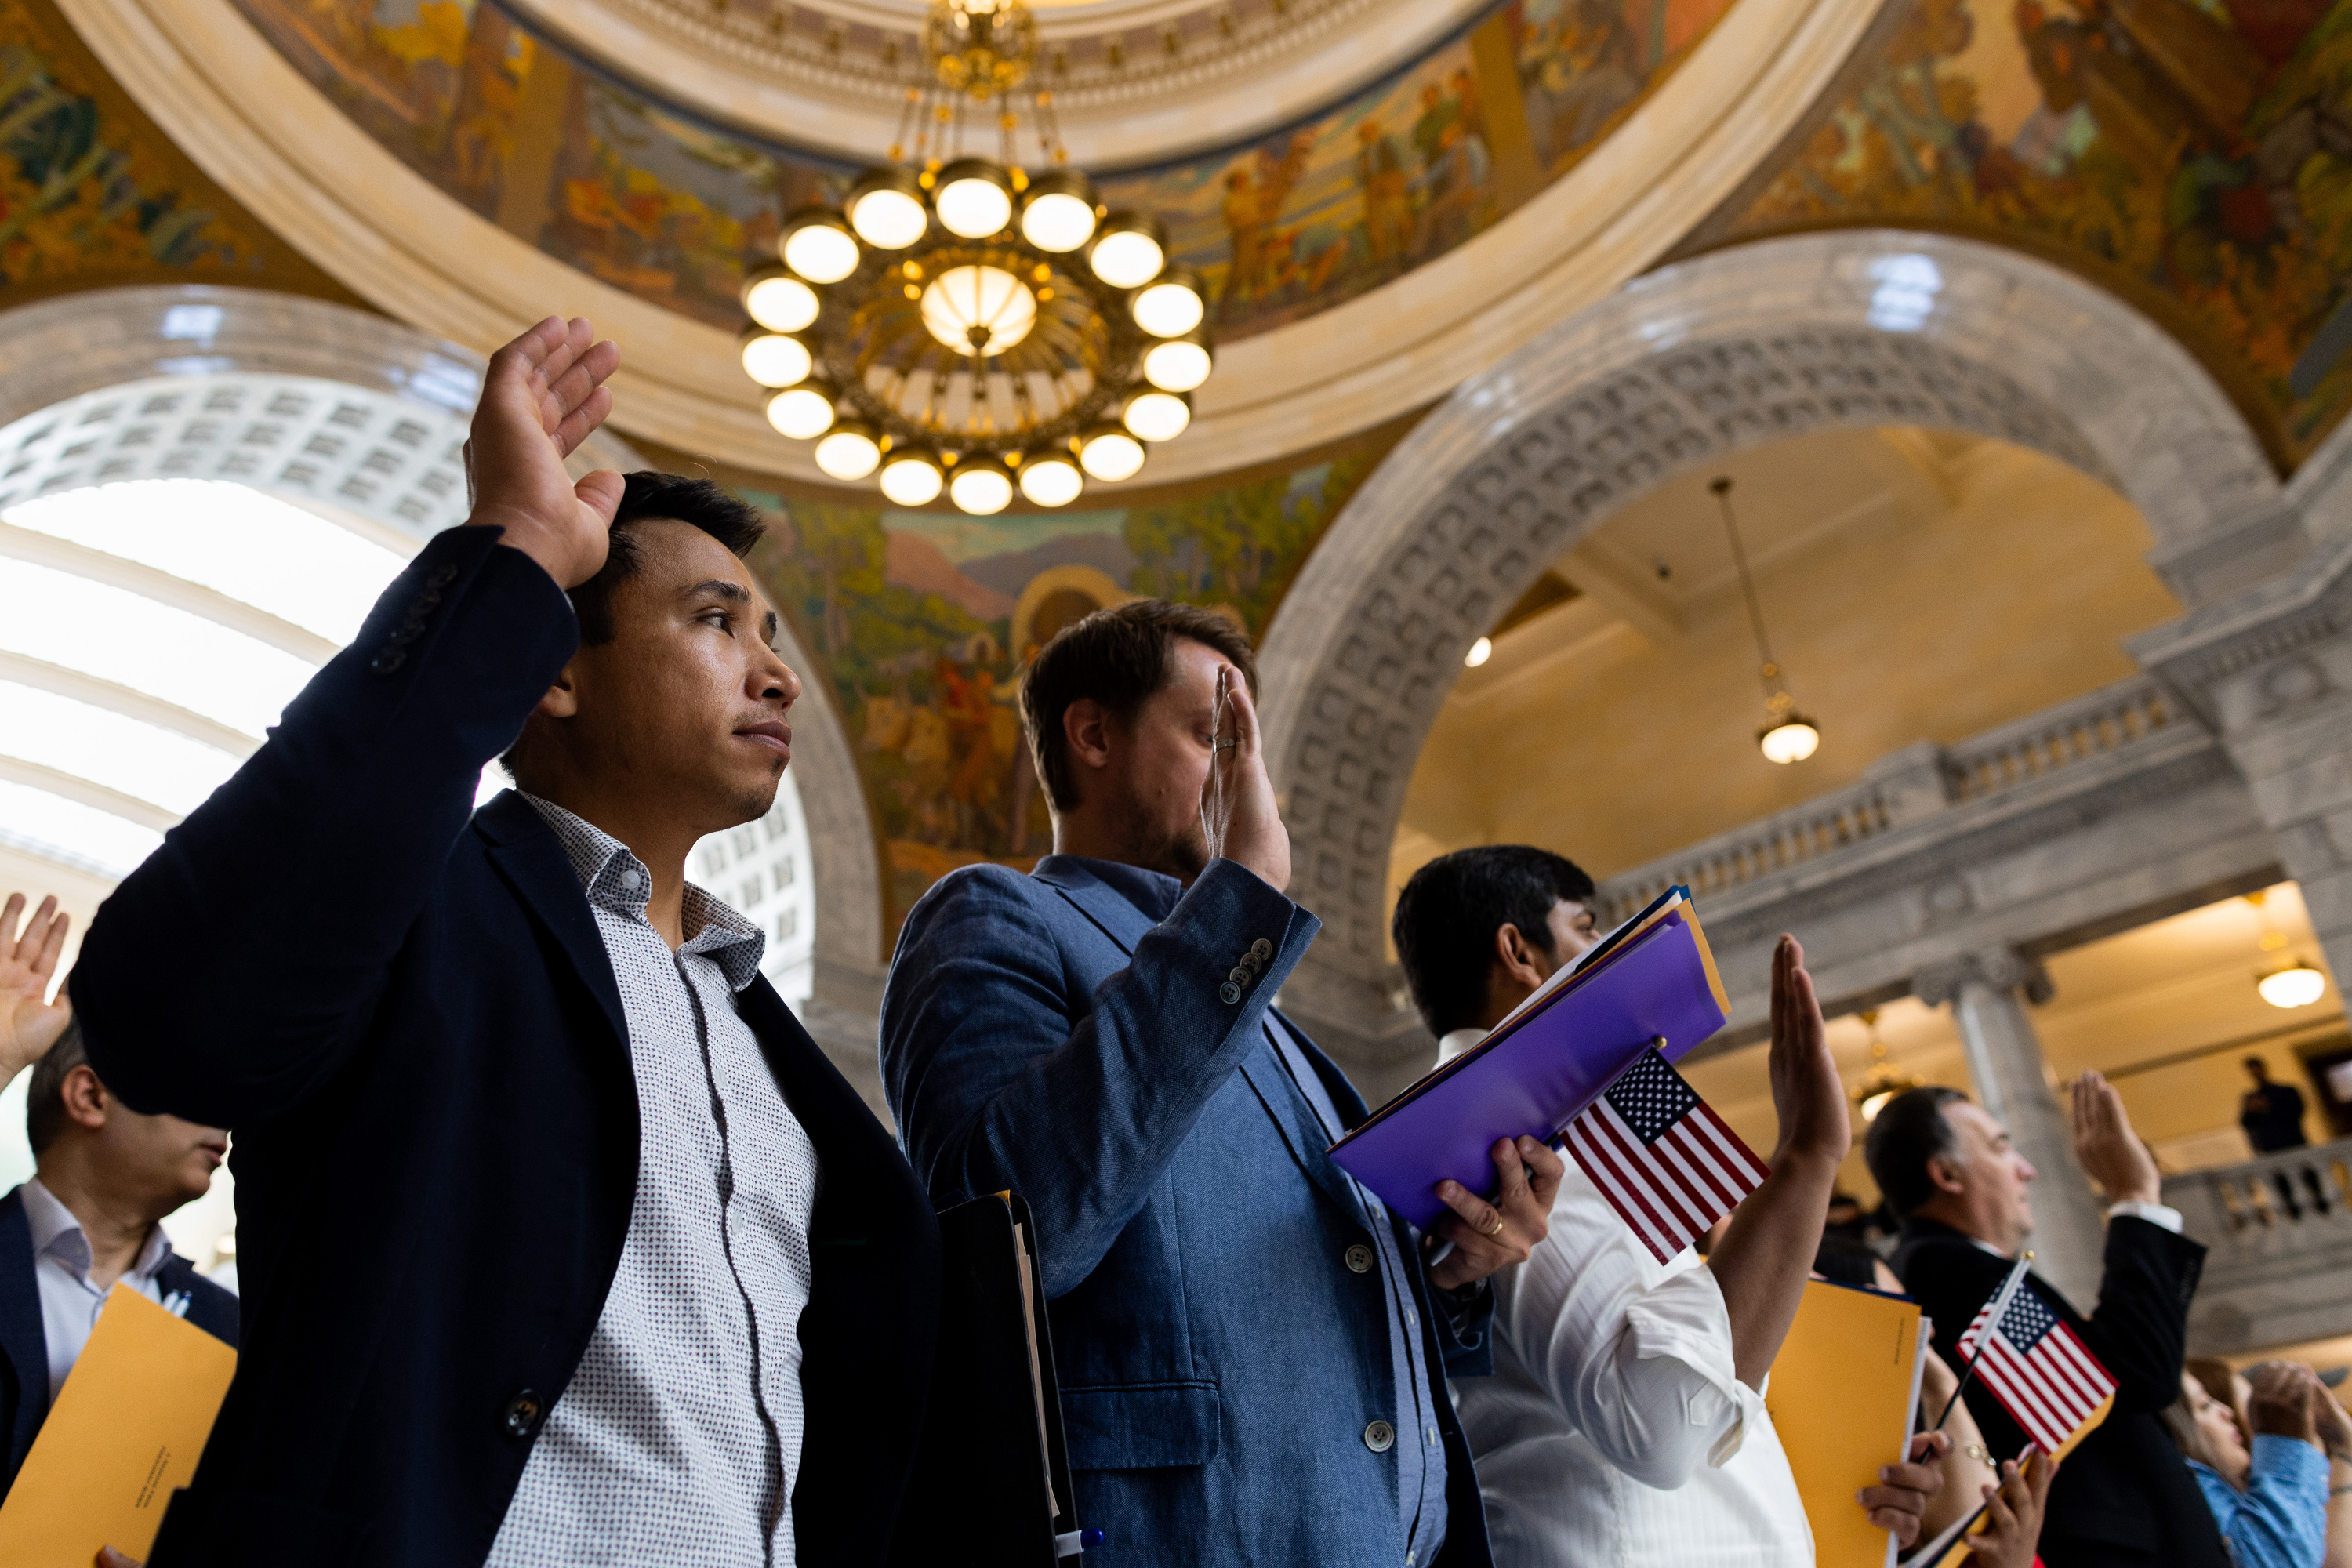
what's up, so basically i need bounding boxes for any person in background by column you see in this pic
[1,1018,237,1502]
[1389,844,1947,1564]
[0,892,72,1092]
[1866,1078,2223,1568]
[2241,1058,2328,1218]
[2165,1361,2330,1567]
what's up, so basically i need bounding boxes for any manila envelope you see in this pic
[0,1283,236,1565]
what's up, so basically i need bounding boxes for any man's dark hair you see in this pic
[1391,845,1598,1038]
[2245,1055,2271,1078]
[1018,599,1258,813]
[1864,1086,1972,1220]
[568,472,766,646]
[26,1017,89,1157]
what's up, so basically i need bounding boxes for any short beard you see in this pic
[1108,782,1210,884]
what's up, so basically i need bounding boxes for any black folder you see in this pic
[889,1192,1088,1565]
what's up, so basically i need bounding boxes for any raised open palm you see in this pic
[0,892,72,1084]
[463,315,626,590]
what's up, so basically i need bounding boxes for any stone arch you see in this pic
[1254,230,2285,1070]
[0,284,884,993]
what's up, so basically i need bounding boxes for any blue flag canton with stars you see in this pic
[1999,1286,2060,1352]
[1605,1049,1700,1143]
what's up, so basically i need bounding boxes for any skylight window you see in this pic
[0,779,165,880]
[0,681,242,817]
[0,555,318,739]
[5,479,408,644]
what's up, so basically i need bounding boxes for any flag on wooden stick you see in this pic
[1562,1044,1770,1263]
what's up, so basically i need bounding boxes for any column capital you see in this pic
[1912,947,2053,1008]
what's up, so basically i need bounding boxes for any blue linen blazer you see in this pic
[0,1185,239,1501]
[882,854,1494,1568]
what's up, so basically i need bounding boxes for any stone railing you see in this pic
[1942,679,2179,801]
[1596,675,2192,924]
[2167,1137,2352,1353]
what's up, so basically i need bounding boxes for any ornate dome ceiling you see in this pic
[505,0,1489,164]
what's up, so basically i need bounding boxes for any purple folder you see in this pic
[1330,910,1730,1231]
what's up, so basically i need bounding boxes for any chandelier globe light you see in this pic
[1711,476,1822,764]
[736,0,1210,514]
[741,267,821,333]
[879,448,947,506]
[2245,891,2329,1008]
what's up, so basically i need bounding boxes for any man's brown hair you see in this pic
[1018,599,1258,813]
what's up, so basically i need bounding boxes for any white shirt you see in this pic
[1436,1029,1813,1568]
[488,800,822,1568]
[22,1177,179,1410]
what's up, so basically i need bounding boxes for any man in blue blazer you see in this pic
[71,318,938,1566]
[883,601,1562,1566]
[2,1020,238,1503]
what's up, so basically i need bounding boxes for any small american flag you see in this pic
[1562,1046,1770,1264]
[1956,1279,2118,1454]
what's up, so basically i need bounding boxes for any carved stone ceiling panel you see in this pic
[505,0,1477,159]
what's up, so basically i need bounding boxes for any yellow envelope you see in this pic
[0,1283,237,1566]
[1765,1278,1927,1568]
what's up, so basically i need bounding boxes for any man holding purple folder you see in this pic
[1394,847,1947,1565]
[881,601,1558,1568]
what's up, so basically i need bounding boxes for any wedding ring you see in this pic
[1214,738,1238,753]
[1479,1211,1504,1237]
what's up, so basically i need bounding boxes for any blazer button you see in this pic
[501,1388,545,1439]
[1363,1420,1396,1453]
[369,651,405,674]
[1345,1243,1374,1274]
[1219,982,1240,1005]
[1229,965,1251,986]
[1250,938,1272,961]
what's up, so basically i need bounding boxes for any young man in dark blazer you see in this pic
[2,1019,238,1502]
[1867,1076,2223,1568]
[71,318,939,1566]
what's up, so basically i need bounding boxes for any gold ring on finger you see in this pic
[1479,1211,1504,1237]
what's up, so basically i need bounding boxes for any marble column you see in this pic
[1917,952,2107,1312]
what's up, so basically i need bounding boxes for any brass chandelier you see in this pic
[736,0,1211,514]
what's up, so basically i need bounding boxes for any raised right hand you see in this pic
[463,316,626,590]
[2069,1069,2161,1207]
[1200,665,1290,892]
[1766,934,1849,1169]
[0,892,73,1086]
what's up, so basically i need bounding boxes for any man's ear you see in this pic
[535,659,582,720]
[60,1063,107,1134]
[1062,698,1112,774]
[1926,1152,1967,1198]
[1493,921,1551,990]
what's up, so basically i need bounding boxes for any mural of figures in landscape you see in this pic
[1697,0,2352,460]
[232,0,1736,339]
[724,430,1403,936]
[0,0,314,290]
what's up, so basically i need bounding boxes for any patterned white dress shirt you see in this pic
[487,798,822,1568]
[1436,1029,1813,1568]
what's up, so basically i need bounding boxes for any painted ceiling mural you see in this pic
[229,0,1737,339]
[691,421,1409,940]
[0,0,339,299]
[1684,0,2352,464]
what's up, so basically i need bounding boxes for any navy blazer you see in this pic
[0,1185,238,1499]
[70,526,941,1567]
[882,853,1494,1568]
[1893,1214,2224,1568]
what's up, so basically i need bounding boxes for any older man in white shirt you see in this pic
[1394,846,1944,1565]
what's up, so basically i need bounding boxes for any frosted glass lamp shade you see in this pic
[1121,390,1191,442]
[846,170,929,249]
[1087,213,1167,289]
[1132,271,1206,337]
[948,458,1014,514]
[920,265,1037,355]
[935,159,1014,239]
[814,422,883,480]
[1759,717,1820,764]
[2260,962,2328,1008]
[739,328,815,389]
[879,450,946,506]
[779,210,860,284]
[741,266,821,332]
[1076,425,1145,481]
[1017,453,1083,506]
[764,383,838,440]
[1021,171,1100,252]
[1142,336,1212,392]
